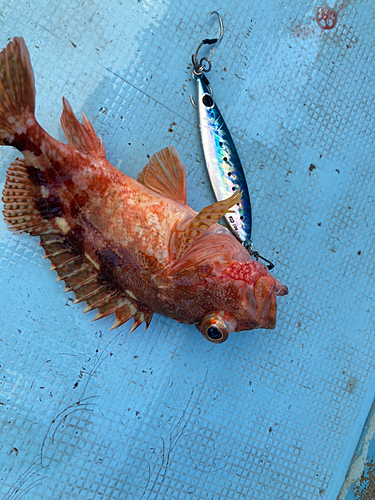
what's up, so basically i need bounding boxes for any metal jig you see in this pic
[191,12,275,271]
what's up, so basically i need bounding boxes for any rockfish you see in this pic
[0,37,288,343]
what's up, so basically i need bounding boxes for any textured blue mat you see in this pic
[0,1,374,499]
[339,399,375,499]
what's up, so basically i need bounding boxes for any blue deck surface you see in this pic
[0,1,374,499]
[339,399,375,499]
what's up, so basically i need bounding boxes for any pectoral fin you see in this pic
[176,190,242,259]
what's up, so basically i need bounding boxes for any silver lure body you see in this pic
[195,73,252,245]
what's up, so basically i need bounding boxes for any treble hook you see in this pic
[191,11,224,76]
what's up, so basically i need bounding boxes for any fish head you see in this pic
[155,230,288,343]
[197,266,288,343]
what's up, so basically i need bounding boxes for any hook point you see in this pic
[208,11,224,45]
[191,11,224,75]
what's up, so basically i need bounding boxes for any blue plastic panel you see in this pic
[339,399,375,499]
[0,1,374,499]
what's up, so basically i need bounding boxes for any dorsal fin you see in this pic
[176,190,242,259]
[137,146,187,204]
[60,97,106,159]
[2,158,152,331]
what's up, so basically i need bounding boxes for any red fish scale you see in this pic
[225,262,260,286]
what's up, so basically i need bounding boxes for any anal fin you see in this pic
[3,158,49,235]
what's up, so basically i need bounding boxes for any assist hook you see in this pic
[243,240,275,271]
[191,11,224,76]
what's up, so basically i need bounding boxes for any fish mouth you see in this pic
[254,276,288,329]
[276,280,288,296]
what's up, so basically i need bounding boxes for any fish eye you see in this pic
[199,312,233,344]
[202,323,228,343]
[195,311,237,344]
[206,326,223,341]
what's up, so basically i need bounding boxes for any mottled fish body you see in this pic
[0,37,287,343]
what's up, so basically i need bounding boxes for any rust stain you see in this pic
[354,459,375,500]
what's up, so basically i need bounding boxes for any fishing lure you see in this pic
[191,12,274,270]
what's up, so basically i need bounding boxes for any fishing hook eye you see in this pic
[191,10,224,76]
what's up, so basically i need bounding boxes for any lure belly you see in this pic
[195,73,252,245]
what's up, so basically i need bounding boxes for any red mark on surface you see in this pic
[315,6,338,30]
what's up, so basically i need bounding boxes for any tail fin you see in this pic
[0,37,35,145]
